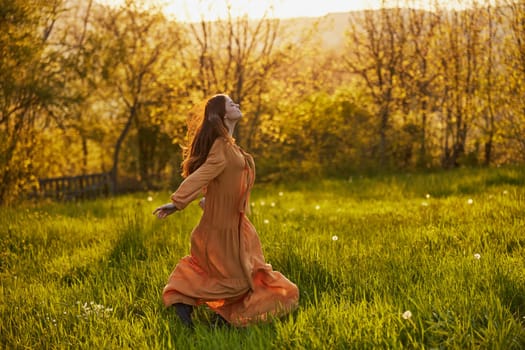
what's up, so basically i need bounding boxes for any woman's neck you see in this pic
[224,119,238,137]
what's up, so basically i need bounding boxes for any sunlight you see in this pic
[96,0,477,22]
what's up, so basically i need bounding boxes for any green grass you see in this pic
[1,167,524,349]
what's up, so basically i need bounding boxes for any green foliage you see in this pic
[2,0,525,204]
[253,88,376,180]
[1,167,524,349]
[0,0,62,204]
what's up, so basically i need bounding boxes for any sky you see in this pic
[97,0,472,22]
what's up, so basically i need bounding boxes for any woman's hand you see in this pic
[153,203,178,219]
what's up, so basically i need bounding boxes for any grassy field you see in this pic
[1,167,524,349]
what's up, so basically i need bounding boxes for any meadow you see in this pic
[1,167,524,349]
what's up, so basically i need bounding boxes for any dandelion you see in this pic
[474,253,481,260]
[263,219,269,224]
[467,198,473,205]
[426,194,431,199]
[260,201,266,206]
[250,202,255,207]
[278,191,284,196]
[147,196,153,202]
[421,201,429,207]
[332,235,338,241]
[80,301,113,319]
[402,310,412,319]
[315,205,320,210]
[503,190,508,195]
[270,202,275,207]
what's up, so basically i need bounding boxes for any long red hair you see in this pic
[181,94,231,177]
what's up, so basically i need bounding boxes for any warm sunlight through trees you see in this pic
[1,0,524,204]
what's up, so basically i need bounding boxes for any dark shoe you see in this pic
[174,303,194,329]
[211,313,230,329]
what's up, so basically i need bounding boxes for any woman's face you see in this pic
[224,96,242,121]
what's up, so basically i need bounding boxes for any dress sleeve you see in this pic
[170,138,227,210]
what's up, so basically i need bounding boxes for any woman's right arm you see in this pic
[153,203,178,219]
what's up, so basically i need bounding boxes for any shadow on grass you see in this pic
[496,271,525,323]
[60,213,149,287]
[272,250,345,304]
[106,214,148,267]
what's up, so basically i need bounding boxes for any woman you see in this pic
[153,94,299,328]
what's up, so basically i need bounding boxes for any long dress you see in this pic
[162,137,299,326]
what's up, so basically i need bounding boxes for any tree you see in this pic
[477,1,501,166]
[46,0,102,176]
[396,2,442,167]
[0,0,64,204]
[90,0,187,191]
[185,4,289,148]
[498,0,525,162]
[435,6,483,168]
[344,3,408,167]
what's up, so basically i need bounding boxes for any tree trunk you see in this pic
[418,104,428,167]
[484,134,493,166]
[81,135,88,175]
[110,104,136,194]
[378,105,389,167]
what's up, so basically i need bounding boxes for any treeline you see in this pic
[1,0,524,204]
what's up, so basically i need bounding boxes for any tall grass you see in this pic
[1,167,524,349]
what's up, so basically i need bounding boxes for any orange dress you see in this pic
[162,137,299,326]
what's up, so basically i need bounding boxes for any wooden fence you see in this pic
[35,172,111,200]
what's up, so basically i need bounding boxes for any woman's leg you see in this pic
[174,303,194,328]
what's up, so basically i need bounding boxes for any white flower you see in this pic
[426,194,430,199]
[315,205,320,210]
[474,253,481,260]
[263,219,269,224]
[80,301,113,318]
[147,196,153,202]
[402,310,412,319]
[332,235,338,241]
[467,198,473,205]
[270,202,275,207]
[421,201,429,207]
[278,191,284,196]
[260,201,266,206]
[503,190,508,195]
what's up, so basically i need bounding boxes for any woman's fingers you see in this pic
[153,204,177,219]
[153,208,165,218]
